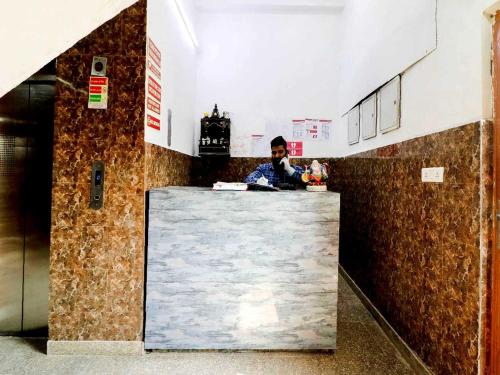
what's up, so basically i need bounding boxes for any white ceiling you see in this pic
[194,0,345,14]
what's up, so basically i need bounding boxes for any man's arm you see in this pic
[289,165,304,183]
[244,165,265,183]
[280,158,304,184]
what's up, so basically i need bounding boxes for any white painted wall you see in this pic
[337,0,437,115]
[195,0,496,158]
[145,0,198,155]
[0,0,138,99]
[194,11,340,157]
[1,0,494,158]
[333,0,495,156]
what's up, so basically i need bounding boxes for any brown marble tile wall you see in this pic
[195,122,492,374]
[145,144,193,190]
[331,122,493,375]
[49,1,147,341]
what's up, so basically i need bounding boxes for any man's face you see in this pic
[271,145,287,169]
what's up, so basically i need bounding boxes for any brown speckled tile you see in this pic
[441,183,480,247]
[439,241,480,375]
[145,144,194,190]
[306,122,486,375]
[49,1,147,342]
[123,0,146,23]
[114,57,146,85]
[123,23,147,56]
[420,184,444,369]
[55,55,92,86]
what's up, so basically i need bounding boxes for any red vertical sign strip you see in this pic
[146,37,162,133]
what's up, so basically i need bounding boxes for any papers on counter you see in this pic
[212,181,280,191]
[213,182,248,191]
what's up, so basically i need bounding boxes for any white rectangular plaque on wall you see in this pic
[379,76,401,134]
[348,106,360,145]
[361,93,377,140]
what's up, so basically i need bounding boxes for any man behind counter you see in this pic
[244,136,304,187]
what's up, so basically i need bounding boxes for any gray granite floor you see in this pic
[0,275,415,375]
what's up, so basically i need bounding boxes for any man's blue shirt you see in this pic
[244,162,304,187]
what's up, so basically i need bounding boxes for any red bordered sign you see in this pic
[147,114,160,130]
[287,141,303,157]
[148,76,161,102]
[148,38,161,68]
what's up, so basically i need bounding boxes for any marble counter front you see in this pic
[144,187,340,350]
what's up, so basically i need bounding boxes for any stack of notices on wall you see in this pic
[213,182,248,191]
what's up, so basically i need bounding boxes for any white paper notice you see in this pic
[305,119,319,140]
[251,135,267,157]
[303,119,331,141]
[292,120,306,140]
[254,117,332,157]
[320,119,332,141]
[231,135,251,157]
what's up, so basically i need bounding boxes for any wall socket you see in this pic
[421,167,444,183]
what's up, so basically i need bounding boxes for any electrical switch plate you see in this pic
[421,167,444,183]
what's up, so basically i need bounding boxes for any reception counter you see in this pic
[144,187,340,350]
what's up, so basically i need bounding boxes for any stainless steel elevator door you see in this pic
[0,63,54,335]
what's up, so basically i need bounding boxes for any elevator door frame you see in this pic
[0,62,55,336]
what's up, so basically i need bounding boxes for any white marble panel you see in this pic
[149,208,339,223]
[145,188,340,350]
[149,187,341,214]
[148,220,339,244]
[145,282,337,350]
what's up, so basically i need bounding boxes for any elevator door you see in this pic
[0,62,55,335]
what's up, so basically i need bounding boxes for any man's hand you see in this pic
[280,157,296,176]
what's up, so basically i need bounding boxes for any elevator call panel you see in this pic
[90,161,105,209]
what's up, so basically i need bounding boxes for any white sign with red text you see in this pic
[293,119,331,142]
[88,76,108,109]
[145,38,162,132]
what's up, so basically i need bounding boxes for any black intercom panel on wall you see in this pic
[90,161,105,210]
